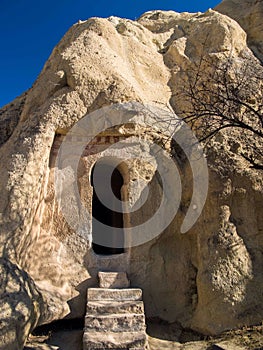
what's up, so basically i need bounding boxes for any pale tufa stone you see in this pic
[0,258,44,350]
[87,288,143,301]
[0,3,262,346]
[98,271,130,288]
[215,0,263,62]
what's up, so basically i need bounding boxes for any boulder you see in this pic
[0,258,43,350]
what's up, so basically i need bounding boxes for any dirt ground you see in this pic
[24,319,263,350]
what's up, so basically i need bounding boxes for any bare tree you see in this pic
[171,50,263,169]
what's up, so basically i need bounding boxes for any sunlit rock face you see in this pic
[0,258,44,350]
[215,0,263,62]
[0,3,262,348]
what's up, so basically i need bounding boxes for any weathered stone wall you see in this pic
[215,0,263,62]
[0,5,262,348]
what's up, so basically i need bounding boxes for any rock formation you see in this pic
[215,0,263,62]
[0,258,44,350]
[0,2,262,349]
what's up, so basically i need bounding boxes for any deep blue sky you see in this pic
[0,0,220,108]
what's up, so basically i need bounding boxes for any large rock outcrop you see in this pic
[0,258,43,350]
[215,0,263,61]
[0,3,262,348]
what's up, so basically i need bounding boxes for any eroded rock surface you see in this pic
[0,258,43,350]
[0,2,262,348]
[215,0,263,61]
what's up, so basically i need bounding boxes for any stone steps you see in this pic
[86,300,145,315]
[98,271,130,289]
[83,331,147,349]
[87,288,143,301]
[83,272,148,350]
[85,313,146,332]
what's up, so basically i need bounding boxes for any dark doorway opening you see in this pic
[91,161,124,255]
